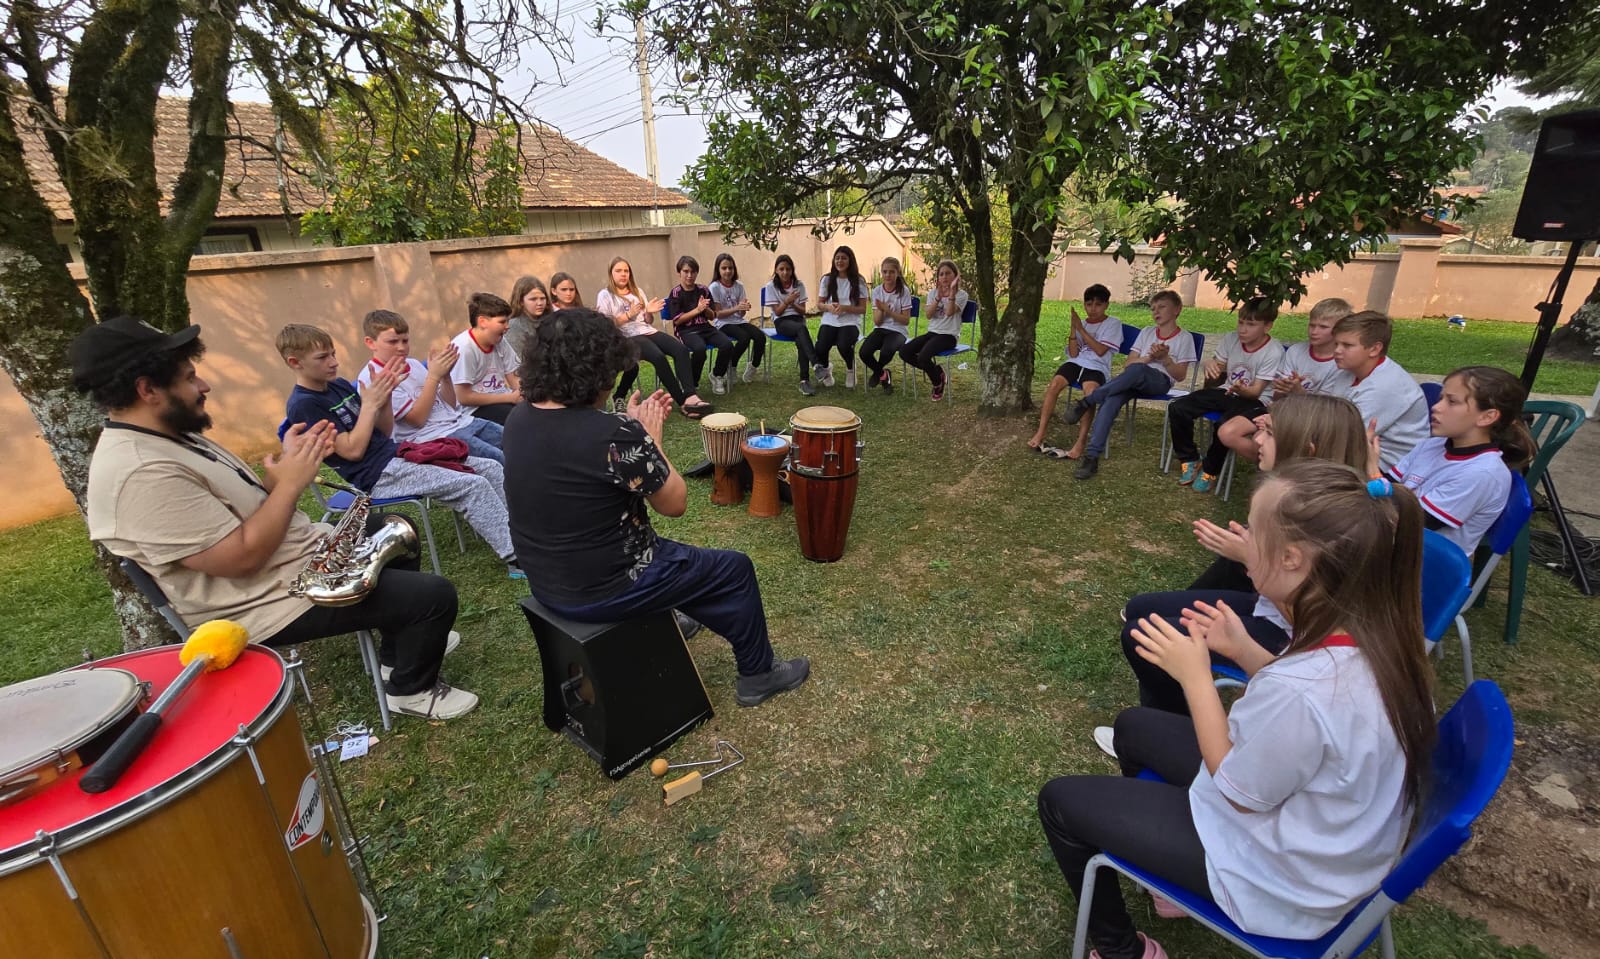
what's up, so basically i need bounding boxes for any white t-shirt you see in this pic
[1213,332,1287,402]
[1068,315,1125,378]
[817,274,868,328]
[358,358,475,444]
[1129,325,1200,386]
[1280,341,1353,397]
[761,280,807,321]
[595,288,656,337]
[1389,437,1511,556]
[870,283,915,338]
[449,328,519,397]
[1189,644,1411,939]
[923,288,971,337]
[708,280,752,329]
[1347,357,1430,472]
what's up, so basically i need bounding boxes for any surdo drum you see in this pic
[0,645,377,958]
[699,412,750,506]
[787,405,863,562]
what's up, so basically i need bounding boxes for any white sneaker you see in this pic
[1092,725,1117,759]
[741,362,757,383]
[711,374,727,395]
[387,680,479,720]
[381,630,460,683]
[816,364,835,387]
[844,366,857,389]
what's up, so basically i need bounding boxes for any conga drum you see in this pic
[699,412,749,506]
[0,646,378,958]
[788,406,862,562]
[742,433,791,518]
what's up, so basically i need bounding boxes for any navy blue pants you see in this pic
[1120,589,1290,715]
[540,538,775,676]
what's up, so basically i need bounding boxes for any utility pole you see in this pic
[635,16,663,227]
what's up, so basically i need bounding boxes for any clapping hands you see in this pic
[1129,613,1214,688]
[266,420,334,491]
[625,388,674,441]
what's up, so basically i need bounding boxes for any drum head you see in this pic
[745,434,790,450]
[0,669,143,785]
[700,412,748,430]
[791,406,861,431]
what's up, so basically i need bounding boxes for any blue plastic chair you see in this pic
[1214,528,1473,690]
[1445,472,1533,683]
[758,286,801,384]
[908,298,979,398]
[1420,381,1442,408]
[1073,680,1515,959]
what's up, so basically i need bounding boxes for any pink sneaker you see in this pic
[1090,932,1168,959]
[1150,893,1187,919]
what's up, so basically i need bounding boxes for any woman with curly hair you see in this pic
[502,308,811,708]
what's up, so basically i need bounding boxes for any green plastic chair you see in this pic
[1499,400,1588,644]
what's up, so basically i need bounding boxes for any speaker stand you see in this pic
[1537,470,1595,596]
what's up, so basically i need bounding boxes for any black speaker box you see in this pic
[1513,109,1600,242]
[519,597,713,779]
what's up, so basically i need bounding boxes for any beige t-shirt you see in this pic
[86,425,327,641]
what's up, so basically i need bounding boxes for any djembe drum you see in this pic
[788,406,862,562]
[699,412,749,506]
[742,433,791,518]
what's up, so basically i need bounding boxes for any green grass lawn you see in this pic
[3,318,1596,958]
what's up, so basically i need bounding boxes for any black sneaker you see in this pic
[736,656,811,707]
[1074,456,1100,480]
[1063,398,1091,425]
[867,369,883,388]
[799,381,817,396]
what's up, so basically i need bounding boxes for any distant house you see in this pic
[19,96,687,263]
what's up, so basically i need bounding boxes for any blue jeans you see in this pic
[449,418,504,463]
[538,538,775,676]
[1083,363,1173,458]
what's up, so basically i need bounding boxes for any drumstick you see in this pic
[80,620,251,794]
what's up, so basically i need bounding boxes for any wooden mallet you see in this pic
[80,620,250,794]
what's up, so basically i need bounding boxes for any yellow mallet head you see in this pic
[650,757,670,777]
[179,620,250,671]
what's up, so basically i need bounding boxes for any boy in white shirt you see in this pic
[1332,310,1430,473]
[1169,297,1287,492]
[1066,290,1198,480]
[450,292,521,426]
[1029,283,1125,459]
[360,310,504,463]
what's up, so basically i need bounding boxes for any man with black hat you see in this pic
[72,315,479,720]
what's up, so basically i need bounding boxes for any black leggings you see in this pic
[1038,707,1213,959]
[1119,589,1290,714]
[614,331,695,403]
[679,326,737,384]
[859,328,906,375]
[900,332,958,383]
[814,324,860,369]
[773,315,816,381]
[720,323,767,370]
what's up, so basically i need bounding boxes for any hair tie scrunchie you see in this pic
[1367,477,1393,498]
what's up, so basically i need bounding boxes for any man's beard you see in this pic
[159,394,212,434]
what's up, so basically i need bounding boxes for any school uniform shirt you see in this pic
[1212,332,1287,402]
[709,280,752,329]
[284,379,395,492]
[1188,644,1410,939]
[666,283,715,336]
[761,280,807,320]
[1129,325,1200,386]
[449,328,520,397]
[86,425,326,641]
[924,288,971,337]
[1347,356,1430,472]
[870,283,915,338]
[817,274,868,328]
[1389,437,1511,556]
[596,288,657,337]
[1070,315,1126,379]
[358,359,474,444]
[1279,341,1353,397]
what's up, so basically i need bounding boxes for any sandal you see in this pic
[682,402,713,420]
[1039,445,1075,460]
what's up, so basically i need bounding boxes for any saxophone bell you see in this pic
[289,494,421,606]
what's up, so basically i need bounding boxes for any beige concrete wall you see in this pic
[2,216,912,529]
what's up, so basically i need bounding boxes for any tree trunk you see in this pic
[976,218,1056,415]
[1548,277,1600,360]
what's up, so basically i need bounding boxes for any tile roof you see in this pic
[18,94,684,224]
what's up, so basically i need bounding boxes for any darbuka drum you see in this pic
[742,433,791,518]
[700,412,749,506]
[0,646,377,958]
[788,406,862,562]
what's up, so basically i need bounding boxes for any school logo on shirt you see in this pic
[328,393,361,430]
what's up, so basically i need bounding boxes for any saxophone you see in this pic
[289,481,421,607]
